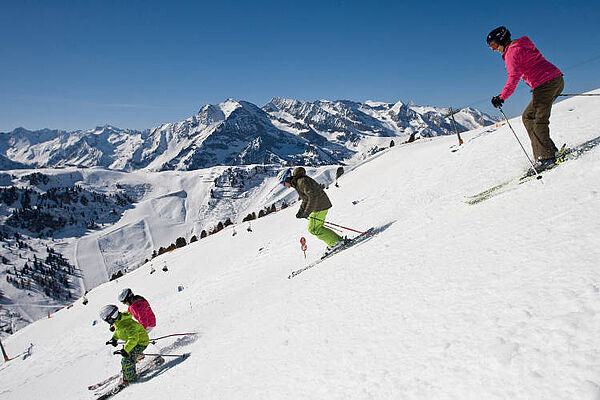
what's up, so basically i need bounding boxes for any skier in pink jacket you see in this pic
[119,288,157,332]
[487,26,564,175]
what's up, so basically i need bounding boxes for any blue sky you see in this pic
[1,0,599,132]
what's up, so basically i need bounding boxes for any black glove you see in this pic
[109,325,115,332]
[491,95,504,109]
[295,211,305,219]
[114,348,129,357]
[105,338,118,347]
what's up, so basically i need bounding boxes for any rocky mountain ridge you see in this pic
[0,98,498,171]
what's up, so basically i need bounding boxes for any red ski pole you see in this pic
[309,216,375,237]
[142,352,189,358]
[323,223,345,234]
[149,332,197,342]
[119,332,199,345]
[148,332,198,344]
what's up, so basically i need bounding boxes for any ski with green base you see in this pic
[465,137,600,205]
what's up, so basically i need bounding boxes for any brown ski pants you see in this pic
[522,75,564,160]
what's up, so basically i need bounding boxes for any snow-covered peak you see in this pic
[219,98,242,119]
[90,125,120,134]
[364,100,389,107]
[389,100,406,113]
[266,97,302,111]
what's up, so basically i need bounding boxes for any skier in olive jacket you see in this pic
[487,26,564,174]
[283,167,344,250]
[101,305,150,384]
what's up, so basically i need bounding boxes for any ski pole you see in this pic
[498,108,543,181]
[446,107,464,146]
[323,223,345,234]
[149,332,197,342]
[557,93,600,96]
[308,216,375,237]
[141,352,188,358]
[118,332,198,345]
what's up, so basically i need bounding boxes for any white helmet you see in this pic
[118,288,133,303]
[99,304,119,324]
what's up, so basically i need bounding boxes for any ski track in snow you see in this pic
[1,90,600,400]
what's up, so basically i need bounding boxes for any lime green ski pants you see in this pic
[307,209,341,247]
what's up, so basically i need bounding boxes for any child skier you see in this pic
[100,304,150,385]
[283,167,347,252]
[118,288,156,333]
[487,26,564,175]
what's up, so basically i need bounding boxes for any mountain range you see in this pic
[0,98,498,171]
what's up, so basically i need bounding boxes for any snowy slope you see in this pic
[0,163,340,333]
[1,90,600,400]
[67,165,335,289]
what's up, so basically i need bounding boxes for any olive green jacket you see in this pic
[290,167,332,217]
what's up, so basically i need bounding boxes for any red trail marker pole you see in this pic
[300,237,307,258]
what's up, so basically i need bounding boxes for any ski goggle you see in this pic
[104,310,119,324]
[281,169,292,186]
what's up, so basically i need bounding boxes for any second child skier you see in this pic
[118,288,157,333]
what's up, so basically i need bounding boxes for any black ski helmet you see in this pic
[486,26,511,47]
[118,288,134,303]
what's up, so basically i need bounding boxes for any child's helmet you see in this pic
[118,288,134,303]
[99,304,119,325]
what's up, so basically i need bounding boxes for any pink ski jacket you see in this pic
[128,296,156,329]
[499,36,562,100]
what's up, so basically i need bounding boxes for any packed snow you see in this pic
[1,90,599,399]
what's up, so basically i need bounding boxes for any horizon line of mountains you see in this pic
[0,97,499,171]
